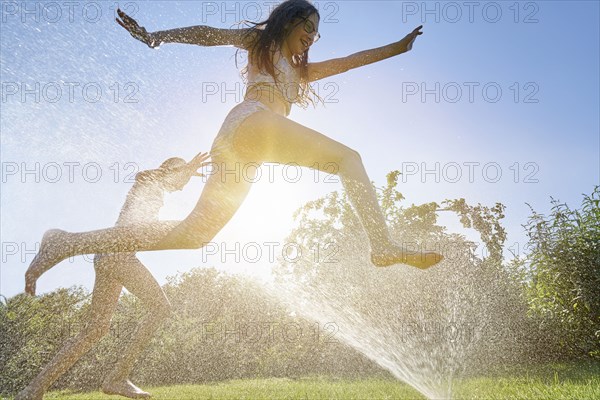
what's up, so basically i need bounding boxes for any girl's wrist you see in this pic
[150,31,165,47]
[393,38,410,55]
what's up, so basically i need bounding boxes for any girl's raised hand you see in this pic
[189,152,210,167]
[188,152,212,177]
[115,8,158,48]
[403,25,423,52]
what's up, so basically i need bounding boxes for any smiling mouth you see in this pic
[300,39,309,49]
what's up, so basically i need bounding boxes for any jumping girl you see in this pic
[25,0,443,302]
[16,153,209,400]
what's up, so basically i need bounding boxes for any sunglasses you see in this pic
[295,17,321,44]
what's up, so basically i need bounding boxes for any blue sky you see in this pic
[1,1,599,298]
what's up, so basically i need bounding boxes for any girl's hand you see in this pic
[187,152,211,177]
[403,25,423,52]
[115,8,158,48]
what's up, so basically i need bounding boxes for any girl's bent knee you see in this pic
[339,147,363,172]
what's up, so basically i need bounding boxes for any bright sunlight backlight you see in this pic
[159,162,340,281]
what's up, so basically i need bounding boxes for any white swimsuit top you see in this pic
[246,50,301,116]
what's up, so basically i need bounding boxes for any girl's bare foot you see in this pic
[371,243,443,269]
[101,379,151,399]
[25,229,69,295]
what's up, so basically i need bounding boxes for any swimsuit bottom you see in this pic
[209,100,272,160]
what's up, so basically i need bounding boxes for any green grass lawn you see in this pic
[452,361,600,400]
[28,362,600,399]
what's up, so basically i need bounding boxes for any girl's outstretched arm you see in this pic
[307,25,423,82]
[152,25,254,49]
[115,8,255,49]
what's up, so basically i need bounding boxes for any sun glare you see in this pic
[236,173,302,241]
[157,163,341,281]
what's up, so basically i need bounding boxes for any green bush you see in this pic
[523,186,600,358]
[1,269,381,396]
[0,288,89,394]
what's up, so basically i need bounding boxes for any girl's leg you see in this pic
[232,110,443,269]
[156,156,258,249]
[101,254,172,399]
[25,166,256,295]
[25,109,440,288]
[16,262,122,400]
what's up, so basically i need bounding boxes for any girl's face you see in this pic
[284,13,320,56]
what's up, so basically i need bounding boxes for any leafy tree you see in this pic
[275,170,533,393]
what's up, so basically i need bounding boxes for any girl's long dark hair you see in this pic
[236,0,322,108]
